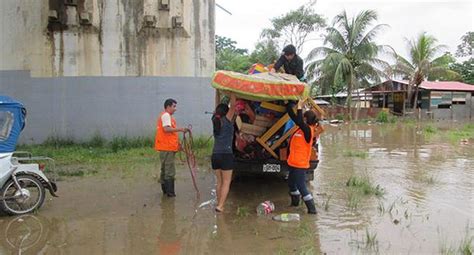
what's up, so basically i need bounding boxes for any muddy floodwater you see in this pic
[1,124,473,254]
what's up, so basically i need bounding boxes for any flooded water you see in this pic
[1,124,473,254]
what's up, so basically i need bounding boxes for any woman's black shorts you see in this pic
[211,153,235,170]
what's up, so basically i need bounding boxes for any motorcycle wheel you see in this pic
[0,175,46,215]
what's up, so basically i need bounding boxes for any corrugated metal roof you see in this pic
[419,81,474,91]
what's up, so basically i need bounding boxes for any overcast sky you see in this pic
[215,0,473,61]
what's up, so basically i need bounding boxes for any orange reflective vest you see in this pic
[154,112,179,152]
[287,126,314,169]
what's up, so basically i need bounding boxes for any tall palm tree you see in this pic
[306,10,391,119]
[392,32,459,110]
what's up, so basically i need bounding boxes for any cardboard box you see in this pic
[240,123,267,136]
[254,115,274,128]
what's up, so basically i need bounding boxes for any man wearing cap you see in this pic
[270,44,305,81]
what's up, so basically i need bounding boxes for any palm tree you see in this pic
[392,32,459,110]
[306,10,391,119]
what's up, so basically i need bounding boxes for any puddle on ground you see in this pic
[0,124,472,254]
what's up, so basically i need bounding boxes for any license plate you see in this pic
[263,164,281,173]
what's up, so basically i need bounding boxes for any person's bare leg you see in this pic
[216,170,233,212]
[215,170,223,209]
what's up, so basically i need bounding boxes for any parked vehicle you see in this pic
[211,70,324,181]
[0,96,57,215]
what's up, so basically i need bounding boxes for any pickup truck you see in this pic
[212,70,324,181]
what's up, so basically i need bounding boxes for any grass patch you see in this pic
[376,111,389,123]
[347,192,361,211]
[56,168,99,177]
[17,134,213,166]
[423,123,474,145]
[445,124,474,144]
[364,229,379,250]
[296,223,318,255]
[236,206,250,218]
[346,176,384,197]
[323,195,332,212]
[17,134,214,179]
[439,223,473,255]
[375,111,398,123]
[458,235,473,255]
[424,124,438,134]
[421,175,437,185]
[335,113,345,121]
[345,175,384,211]
[343,150,368,159]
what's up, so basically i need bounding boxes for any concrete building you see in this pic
[1,0,215,77]
[0,0,216,143]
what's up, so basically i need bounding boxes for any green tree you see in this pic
[306,10,391,118]
[261,4,325,53]
[451,32,474,84]
[455,31,473,58]
[427,52,461,81]
[215,35,251,72]
[249,39,280,66]
[450,60,474,84]
[392,32,459,109]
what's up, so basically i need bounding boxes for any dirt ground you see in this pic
[1,124,473,254]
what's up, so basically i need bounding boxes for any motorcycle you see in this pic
[0,96,57,215]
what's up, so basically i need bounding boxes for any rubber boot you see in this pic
[166,180,176,197]
[304,199,317,214]
[290,194,300,207]
[161,183,167,195]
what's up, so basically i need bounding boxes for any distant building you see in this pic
[315,80,474,120]
[0,0,215,77]
[367,80,474,120]
[315,88,372,108]
[364,80,409,114]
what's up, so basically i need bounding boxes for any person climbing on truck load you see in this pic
[270,44,305,81]
[286,99,318,214]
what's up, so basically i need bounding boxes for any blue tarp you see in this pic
[0,96,26,153]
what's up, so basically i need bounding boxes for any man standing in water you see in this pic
[155,99,189,197]
[270,44,305,81]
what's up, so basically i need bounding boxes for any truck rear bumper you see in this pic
[233,159,318,180]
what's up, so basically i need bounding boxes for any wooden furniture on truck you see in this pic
[256,97,325,160]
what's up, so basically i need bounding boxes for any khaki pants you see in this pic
[159,151,176,183]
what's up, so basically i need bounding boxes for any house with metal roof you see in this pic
[367,80,474,120]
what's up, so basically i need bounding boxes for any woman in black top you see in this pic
[211,94,236,213]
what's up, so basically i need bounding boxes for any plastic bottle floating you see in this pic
[272,213,301,222]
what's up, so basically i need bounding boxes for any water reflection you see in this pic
[157,198,181,255]
[0,215,50,254]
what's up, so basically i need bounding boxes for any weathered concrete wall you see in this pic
[0,0,215,77]
[430,92,473,121]
[0,70,214,143]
